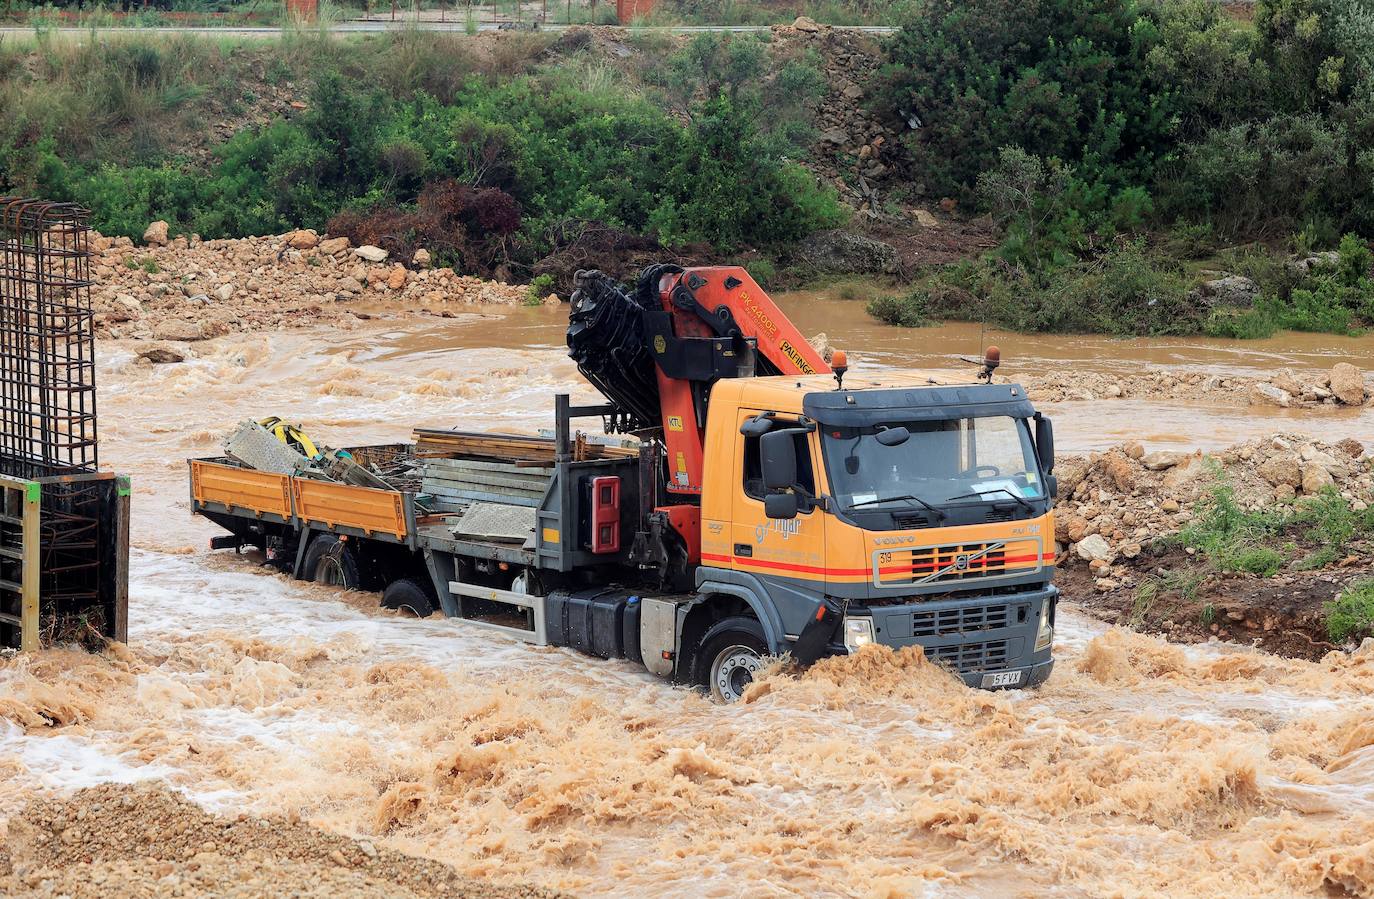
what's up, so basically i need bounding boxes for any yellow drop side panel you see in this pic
[191,460,293,519]
[292,479,407,539]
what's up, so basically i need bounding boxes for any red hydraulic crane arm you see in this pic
[649,266,830,495]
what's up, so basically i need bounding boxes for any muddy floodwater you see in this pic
[4,291,1374,897]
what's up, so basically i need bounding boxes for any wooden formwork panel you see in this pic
[191,460,293,519]
[292,479,406,539]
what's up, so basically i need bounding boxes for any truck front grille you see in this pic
[927,639,1009,673]
[874,538,1045,587]
[911,603,1028,638]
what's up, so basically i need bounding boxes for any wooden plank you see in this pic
[21,482,39,653]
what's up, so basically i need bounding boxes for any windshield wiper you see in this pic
[848,494,947,521]
[946,487,1034,512]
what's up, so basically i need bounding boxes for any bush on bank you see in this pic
[873,0,1374,336]
[0,31,843,272]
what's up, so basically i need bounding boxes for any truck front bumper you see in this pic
[841,585,1058,690]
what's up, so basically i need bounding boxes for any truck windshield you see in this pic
[821,416,1044,511]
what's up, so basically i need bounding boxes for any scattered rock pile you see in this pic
[1054,433,1373,591]
[91,226,534,345]
[1020,364,1371,408]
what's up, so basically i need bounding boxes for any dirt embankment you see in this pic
[1053,433,1374,657]
[91,228,537,354]
[0,783,563,899]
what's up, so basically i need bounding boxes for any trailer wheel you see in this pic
[301,535,361,590]
[381,577,436,618]
[697,617,767,704]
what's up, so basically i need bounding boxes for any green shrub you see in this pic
[526,273,555,305]
[1326,579,1374,642]
[866,293,930,327]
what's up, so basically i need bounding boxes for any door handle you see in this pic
[734,543,753,557]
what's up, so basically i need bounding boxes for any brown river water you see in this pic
[3,290,1374,897]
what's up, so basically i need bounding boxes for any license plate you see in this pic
[981,670,1022,688]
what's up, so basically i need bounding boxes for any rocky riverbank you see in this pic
[91,227,538,351]
[1054,433,1374,656]
[1020,364,1371,409]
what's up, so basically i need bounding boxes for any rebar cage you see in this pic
[0,198,127,651]
[0,198,98,477]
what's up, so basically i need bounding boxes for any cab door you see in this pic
[730,410,827,594]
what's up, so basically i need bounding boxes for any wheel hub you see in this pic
[714,646,763,703]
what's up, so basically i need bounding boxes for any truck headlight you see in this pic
[843,616,875,652]
[1034,601,1054,652]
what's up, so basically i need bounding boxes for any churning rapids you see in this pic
[3,294,1374,897]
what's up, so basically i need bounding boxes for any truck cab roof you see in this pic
[715,371,1035,423]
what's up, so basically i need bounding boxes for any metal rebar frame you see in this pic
[0,197,98,479]
[0,199,127,652]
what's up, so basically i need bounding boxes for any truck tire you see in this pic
[301,535,361,590]
[697,617,767,704]
[382,577,436,618]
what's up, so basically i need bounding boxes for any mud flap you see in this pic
[791,598,843,665]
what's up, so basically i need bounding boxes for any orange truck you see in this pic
[192,265,1058,701]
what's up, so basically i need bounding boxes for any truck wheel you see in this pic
[301,535,360,589]
[697,617,767,704]
[382,577,436,618]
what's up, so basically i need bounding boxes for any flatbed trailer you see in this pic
[193,397,695,661]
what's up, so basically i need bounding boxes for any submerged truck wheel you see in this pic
[698,617,767,703]
[301,535,361,589]
[381,577,436,618]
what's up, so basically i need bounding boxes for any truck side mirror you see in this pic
[1035,415,1055,473]
[764,493,799,520]
[760,431,796,491]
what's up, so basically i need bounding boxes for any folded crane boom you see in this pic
[568,265,829,496]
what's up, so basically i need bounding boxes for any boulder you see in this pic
[913,209,939,228]
[142,221,169,246]
[1330,362,1366,406]
[152,319,203,342]
[1258,451,1302,488]
[795,229,899,275]
[111,294,143,321]
[338,276,363,294]
[1301,461,1335,494]
[1199,275,1259,308]
[137,343,187,364]
[1141,451,1184,471]
[1336,437,1366,458]
[1249,382,1292,408]
[412,248,432,268]
[792,15,821,31]
[1075,534,1113,562]
[1123,441,1145,460]
[287,229,319,250]
[354,245,389,263]
[1102,455,1136,492]
[387,265,408,291]
[214,283,235,302]
[319,236,351,256]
